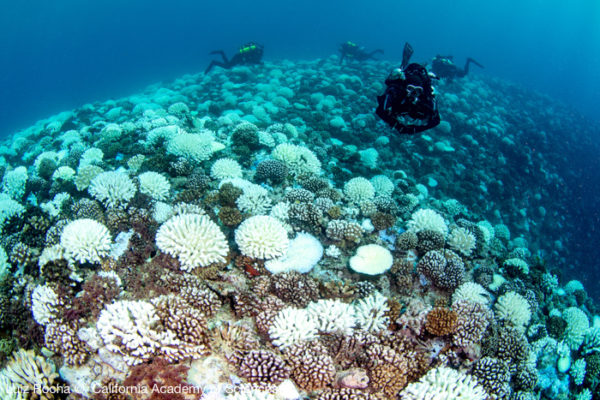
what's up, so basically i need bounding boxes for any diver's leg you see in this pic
[209,50,229,64]
[463,57,484,76]
[205,60,227,74]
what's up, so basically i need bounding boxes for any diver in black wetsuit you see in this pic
[375,43,441,135]
[205,42,264,73]
[431,55,483,80]
[339,41,384,65]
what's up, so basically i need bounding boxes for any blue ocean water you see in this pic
[0,0,599,295]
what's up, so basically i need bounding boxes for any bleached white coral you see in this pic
[269,307,318,349]
[354,292,389,332]
[563,307,590,350]
[344,177,375,203]
[96,300,173,365]
[448,227,476,257]
[235,215,289,259]
[51,166,76,182]
[477,221,495,243]
[236,184,272,215]
[1,166,28,200]
[155,213,229,271]
[494,291,531,329]
[325,244,341,258]
[227,388,277,400]
[0,194,25,228]
[452,282,491,306]
[269,201,290,221]
[0,247,9,282]
[264,232,323,274]
[167,131,215,162]
[0,349,58,397]
[0,373,24,400]
[60,218,112,264]
[138,171,170,201]
[349,244,393,275]
[146,125,180,147]
[565,280,585,294]
[570,358,586,386]
[31,284,63,326]
[271,143,321,176]
[370,175,394,197]
[211,158,243,180]
[38,245,65,269]
[407,208,448,236]
[79,147,104,169]
[307,299,356,335]
[89,170,136,208]
[40,192,70,217]
[399,366,487,400]
[152,201,173,223]
[74,164,103,191]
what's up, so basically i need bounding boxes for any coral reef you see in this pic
[0,56,596,400]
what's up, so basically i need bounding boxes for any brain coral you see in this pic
[155,213,229,271]
[235,215,289,259]
[60,218,112,264]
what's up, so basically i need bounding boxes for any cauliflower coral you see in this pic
[60,218,112,264]
[155,213,229,271]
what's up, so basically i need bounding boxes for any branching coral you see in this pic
[284,340,336,392]
[155,213,229,271]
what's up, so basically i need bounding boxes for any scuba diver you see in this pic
[431,55,484,80]
[339,41,384,65]
[375,43,441,135]
[205,42,264,73]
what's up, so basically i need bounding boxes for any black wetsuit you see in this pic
[431,55,483,80]
[205,43,264,73]
[339,42,384,65]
